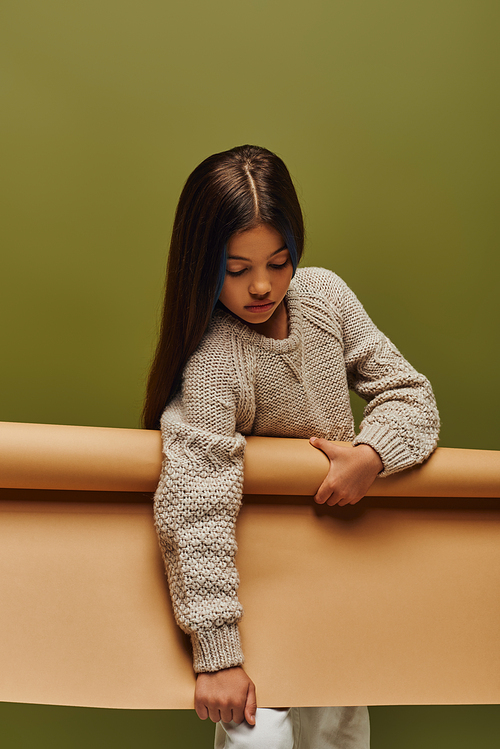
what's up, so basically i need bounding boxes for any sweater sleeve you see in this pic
[334,274,440,476]
[153,345,247,673]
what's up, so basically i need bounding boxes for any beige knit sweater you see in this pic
[153,267,439,673]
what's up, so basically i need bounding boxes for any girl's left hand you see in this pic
[309,438,383,506]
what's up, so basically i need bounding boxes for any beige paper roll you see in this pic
[1,421,499,497]
[0,422,163,493]
[0,490,499,708]
[1,422,499,707]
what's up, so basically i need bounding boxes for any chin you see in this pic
[244,311,273,323]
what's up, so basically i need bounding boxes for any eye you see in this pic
[226,268,246,277]
[270,260,289,270]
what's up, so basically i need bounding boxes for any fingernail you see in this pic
[310,436,316,443]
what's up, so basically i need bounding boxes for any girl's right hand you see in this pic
[195,666,257,725]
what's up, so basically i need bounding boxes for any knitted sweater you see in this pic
[153,267,439,673]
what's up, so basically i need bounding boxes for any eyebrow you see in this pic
[227,244,288,261]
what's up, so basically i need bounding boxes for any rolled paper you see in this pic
[0,421,499,708]
[244,436,500,497]
[0,421,499,497]
[0,422,163,493]
[1,490,499,708]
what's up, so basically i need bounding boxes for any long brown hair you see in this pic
[142,145,305,429]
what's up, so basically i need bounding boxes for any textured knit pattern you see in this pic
[154,267,440,672]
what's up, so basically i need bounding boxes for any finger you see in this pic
[232,705,245,725]
[195,701,208,720]
[340,495,363,506]
[326,493,342,506]
[208,707,221,723]
[244,682,257,726]
[336,491,363,506]
[309,436,331,455]
[314,481,329,504]
[315,475,339,504]
[220,707,233,724]
[313,471,334,503]
[310,438,336,503]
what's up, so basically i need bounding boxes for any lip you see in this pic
[244,301,275,314]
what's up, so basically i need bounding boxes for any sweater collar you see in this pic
[213,279,303,354]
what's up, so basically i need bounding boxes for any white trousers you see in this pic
[214,706,370,749]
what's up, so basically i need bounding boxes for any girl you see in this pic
[143,145,439,748]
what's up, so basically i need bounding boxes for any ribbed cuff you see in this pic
[191,623,244,673]
[353,423,414,477]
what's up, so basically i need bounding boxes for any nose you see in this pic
[249,270,272,297]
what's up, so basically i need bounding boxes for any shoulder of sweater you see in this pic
[193,313,234,356]
[294,266,350,297]
[292,266,356,314]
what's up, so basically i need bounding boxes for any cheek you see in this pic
[219,279,239,309]
[280,270,294,296]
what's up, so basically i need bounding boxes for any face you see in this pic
[219,224,294,328]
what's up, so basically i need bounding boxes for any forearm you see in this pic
[154,418,247,672]
[352,377,440,475]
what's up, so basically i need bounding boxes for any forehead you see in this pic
[227,225,285,258]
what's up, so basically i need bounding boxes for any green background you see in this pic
[1,0,498,747]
